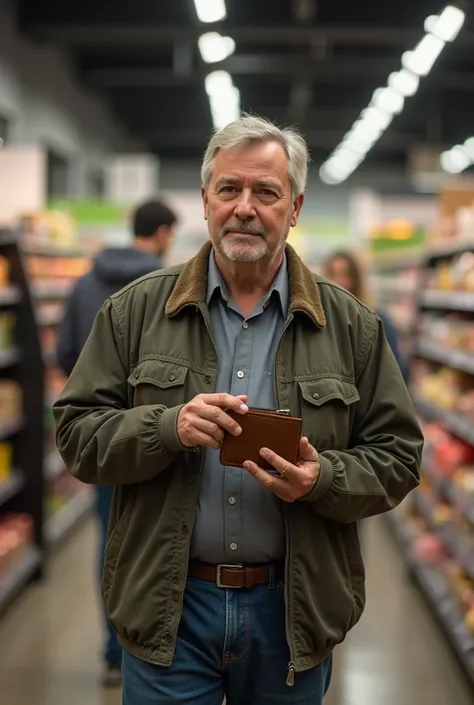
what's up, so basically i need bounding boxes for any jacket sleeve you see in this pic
[299,316,423,523]
[53,298,187,486]
[56,283,81,377]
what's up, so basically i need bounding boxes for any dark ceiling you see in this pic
[15,0,474,175]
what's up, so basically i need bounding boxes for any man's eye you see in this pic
[220,186,238,193]
[258,189,277,197]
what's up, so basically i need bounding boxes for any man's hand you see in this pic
[177,393,248,450]
[243,436,320,502]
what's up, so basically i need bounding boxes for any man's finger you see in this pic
[200,393,248,413]
[298,436,319,463]
[244,461,286,491]
[199,406,243,436]
[258,448,297,478]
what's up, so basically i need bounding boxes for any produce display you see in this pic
[0,514,34,578]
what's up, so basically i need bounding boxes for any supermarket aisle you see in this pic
[0,515,472,705]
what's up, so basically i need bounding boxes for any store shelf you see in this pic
[0,285,21,307]
[44,450,65,482]
[416,341,474,375]
[387,510,474,682]
[45,490,94,547]
[0,546,41,614]
[413,394,474,446]
[0,346,21,369]
[21,243,85,258]
[0,415,24,442]
[421,290,474,311]
[32,280,73,300]
[0,471,26,507]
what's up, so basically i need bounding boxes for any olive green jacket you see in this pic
[53,242,423,678]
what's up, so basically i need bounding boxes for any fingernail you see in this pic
[243,462,251,470]
[240,404,248,412]
[260,448,269,457]
[235,427,242,435]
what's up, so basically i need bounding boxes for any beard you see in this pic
[214,219,286,263]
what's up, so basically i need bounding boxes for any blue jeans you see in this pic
[122,574,332,704]
[96,484,122,664]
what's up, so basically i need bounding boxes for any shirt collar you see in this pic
[206,249,289,316]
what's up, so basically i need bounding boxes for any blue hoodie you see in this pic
[56,247,162,376]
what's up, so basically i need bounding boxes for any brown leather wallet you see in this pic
[220,407,302,472]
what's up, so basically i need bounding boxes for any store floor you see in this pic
[0,515,472,705]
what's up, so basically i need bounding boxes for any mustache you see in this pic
[223,221,266,237]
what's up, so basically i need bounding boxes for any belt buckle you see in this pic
[216,564,244,588]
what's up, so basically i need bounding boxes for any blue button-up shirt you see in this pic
[190,250,289,564]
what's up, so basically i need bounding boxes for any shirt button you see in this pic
[229,496,236,505]
[230,542,238,551]
[237,370,244,379]
[242,321,249,329]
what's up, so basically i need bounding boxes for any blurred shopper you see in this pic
[53,116,423,704]
[56,198,177,687]
[324,250,407,379]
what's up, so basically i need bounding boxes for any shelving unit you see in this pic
[21,242,93,549]
[388,235,474,685]
[0,229,45,615]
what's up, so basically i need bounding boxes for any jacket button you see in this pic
[172,590,180,601]
[313,393,320,400]
[172,575,179,584]
[169,374,176,382]
[182,524,189,535]
[164,632,172,643]
[204,375,211,384]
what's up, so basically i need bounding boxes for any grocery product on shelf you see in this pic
[0,442,13,483]
[0,381,22,422]
[0,514,34,578]
[0,312,15,350]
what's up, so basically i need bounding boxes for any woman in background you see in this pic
[324,250,407,380]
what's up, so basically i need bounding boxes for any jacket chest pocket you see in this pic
[298,377,360,450]
[128,358,188,409]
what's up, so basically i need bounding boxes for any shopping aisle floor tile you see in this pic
[0,514,472,705]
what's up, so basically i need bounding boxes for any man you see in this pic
[53,115,423,704]
[55,198,177,687]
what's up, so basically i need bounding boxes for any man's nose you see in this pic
[233,190,256,219]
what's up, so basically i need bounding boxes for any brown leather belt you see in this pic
[188,560,285,589]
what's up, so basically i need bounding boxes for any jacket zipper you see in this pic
[275,313,297,687]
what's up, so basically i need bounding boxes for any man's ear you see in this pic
[201,187,209,221]
[290,194,304,228]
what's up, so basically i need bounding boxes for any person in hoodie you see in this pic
[56,198,177,686]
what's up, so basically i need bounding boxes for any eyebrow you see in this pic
[214,177,282,192]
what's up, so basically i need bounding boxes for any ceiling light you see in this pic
[402,34,445,76]
[193,0,226,23]
[205,70,233,95]
[441,146,471,173]
[372,86,405,115]
[388,69,420,97]
[360,106,394,131]
[463,137,474,160]
[198,32,235,63]
[425,5,465,42]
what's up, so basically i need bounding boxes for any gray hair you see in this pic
[201,114,310,198]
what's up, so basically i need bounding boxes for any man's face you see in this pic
[202,140,304,264]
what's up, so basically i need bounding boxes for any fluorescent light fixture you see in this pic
[372,86,405,115]
[425,5,465,42]
[388,69,420,97]
[402,34,445,76]
[320,3,467,185]
[360,106,394,131]
[440,148,469,173]
[198,32,235,63]
[205,71,240,129]
[205,70,233,95]
[193,0,226,23]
